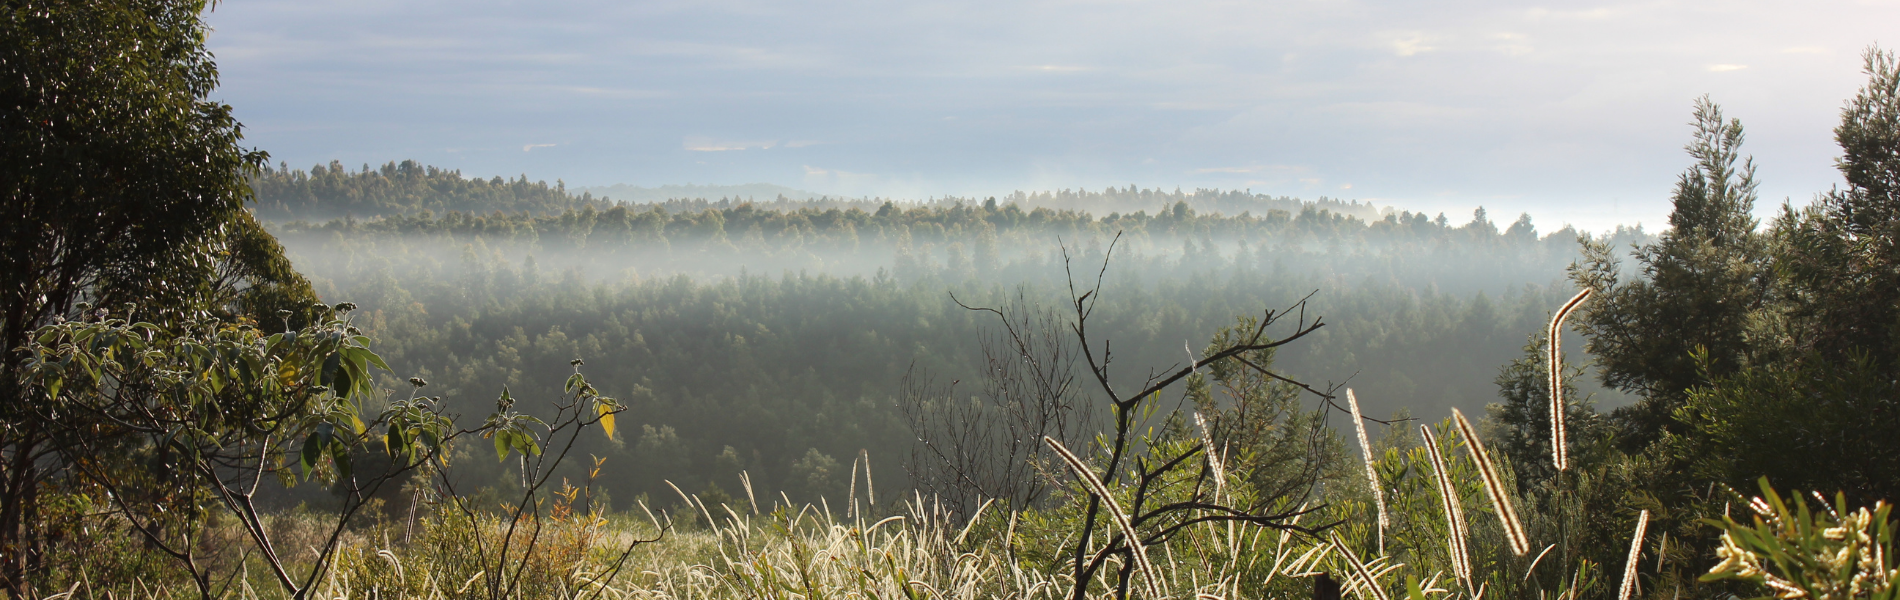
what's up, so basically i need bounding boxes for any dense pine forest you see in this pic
[5,1,1900,599]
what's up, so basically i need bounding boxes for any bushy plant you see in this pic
[1705,480,1898,600]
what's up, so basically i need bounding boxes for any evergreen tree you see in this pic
[1569,97,1772,449]
[1776,47,1900,367]
[1669,47,1900,503]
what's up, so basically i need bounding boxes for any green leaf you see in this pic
[363,349,390,371]
[333,367,353,400]
[565,373,585,394]
[320,352,341,387]
[301,434,322,479]
[331,442,352,481]
[494,431,512,461]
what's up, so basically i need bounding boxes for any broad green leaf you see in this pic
[320,352,341,387]
[332,367,353,400]
[301,434,322,478]
[363,348,389,371]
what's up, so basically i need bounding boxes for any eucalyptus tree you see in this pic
[2,0,310,591]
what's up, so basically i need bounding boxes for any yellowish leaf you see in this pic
[598,403,617,441]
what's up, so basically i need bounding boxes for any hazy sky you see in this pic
[206,0,1897,233]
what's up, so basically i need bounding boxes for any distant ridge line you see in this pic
[251,159,1390,222]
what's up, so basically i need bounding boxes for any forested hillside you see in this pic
[251,158,1384,223]
[261,185,1645,506]
[250,160,606,220]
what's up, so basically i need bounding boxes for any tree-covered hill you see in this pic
[250,160,606,220]
[250,158,1385,223]
[264,193,1644,505]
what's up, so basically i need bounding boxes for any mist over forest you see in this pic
[251,161,1645,505]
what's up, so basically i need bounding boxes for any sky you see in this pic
[205,0,1898,233]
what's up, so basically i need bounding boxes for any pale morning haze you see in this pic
[205,0,1898,233]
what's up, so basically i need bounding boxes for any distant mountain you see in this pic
[575,183,823,204]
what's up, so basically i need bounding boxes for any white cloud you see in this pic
[1707,64,1749,72]
[1490,32,1533,56]
[1387,34,1437,57]
[523,143,557,152]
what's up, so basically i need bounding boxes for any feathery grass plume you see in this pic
[1347,390,1389,552]
[740,470,759,515]
[1452,408,1529,556]
[1192,411,1227,500]
[1421,425,1472,584]
[849,454,861,519]
[861,448,876,508]
[1044,435,1163,599]
[1549,289,1590,472]
[955,498,995,546]
[1619,509,1649,600]
[1331,531,1394,600]
[665,480,694,514]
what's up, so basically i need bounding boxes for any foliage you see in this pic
[251,160,606,221]
[1568,97,1772,450]
[1774,47,1900,370]
[1670,351,1900,503]
[1,0,313,593]
[1705,479,1898,600]
[0,0,274,350]
[15,306,456,597]
[1189,315,1348,506]
[1531,51,1900,599]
